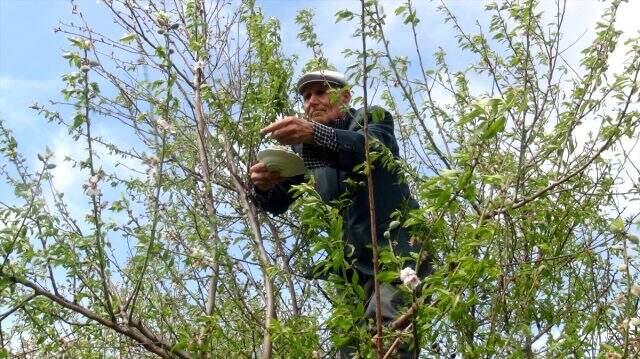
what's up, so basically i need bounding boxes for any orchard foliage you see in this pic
[1,0,639,357]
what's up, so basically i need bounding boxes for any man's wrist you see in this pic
[312,122,338,151]
[303,120,315,144]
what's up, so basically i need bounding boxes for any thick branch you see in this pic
[4,274,190,359]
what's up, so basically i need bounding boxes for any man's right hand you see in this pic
[250,162,284,191]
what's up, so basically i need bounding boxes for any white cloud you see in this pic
[0,75,60,130]
[49,129,85,192]
[48,125,146,188]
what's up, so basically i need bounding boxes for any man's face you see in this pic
[301,82,350,125]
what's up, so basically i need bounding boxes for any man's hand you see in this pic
[250,162,285,191]
[260,116,314,145]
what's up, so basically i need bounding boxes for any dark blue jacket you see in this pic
[253,107,419,276]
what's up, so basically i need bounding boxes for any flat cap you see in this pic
[297,70,348,94]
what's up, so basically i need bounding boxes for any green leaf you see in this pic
[378,271,397,283]
[459,106,484,126]
[365,63,376,74]
[610,217,625,234]
[370,107,385,123]
[119,33,137,44]
[481,116,506,140]
[403,11,420,25]
[335,9,354,23]
[394,5,407,16]
[70,113,86,131]
[170,341,188,353]
[68,37,91,50]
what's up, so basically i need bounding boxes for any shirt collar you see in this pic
[327,108,354,130]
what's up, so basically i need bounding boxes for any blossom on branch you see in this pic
[156,117,175,133]
[400,267,421,290]
[84,174,101,197]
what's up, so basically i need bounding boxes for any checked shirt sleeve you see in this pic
[312,123,339,152]
[300,123,339,169]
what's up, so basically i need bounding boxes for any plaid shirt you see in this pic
[302,114,351,169]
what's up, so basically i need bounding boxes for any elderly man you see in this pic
[250,70,423,358]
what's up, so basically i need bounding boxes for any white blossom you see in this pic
[145,155,159,166]
[400,267,421,290]
[195,163,204,176]
[618,263,628,272]
[630,317,640,328]
[89,175,100,185]
[621,318,630,329]
[611,243,624,251]
[146,166,158,179]
[631,284,640,298]
[192,60,205,72]
[84,184,101,197]
[156,117,175,133]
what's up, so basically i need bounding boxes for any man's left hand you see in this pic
[260,116,314,145]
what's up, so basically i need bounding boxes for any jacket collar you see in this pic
[342,107,358,131]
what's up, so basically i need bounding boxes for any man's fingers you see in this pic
[250,164,284,191]
[250,162,282,182]
[271,126,302,144]
[252,170,281,182]
[250,162,269,172]
[260,116,304,136]
[270,127,289,141]
[260,118,289,135]
[260,123,276,135]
